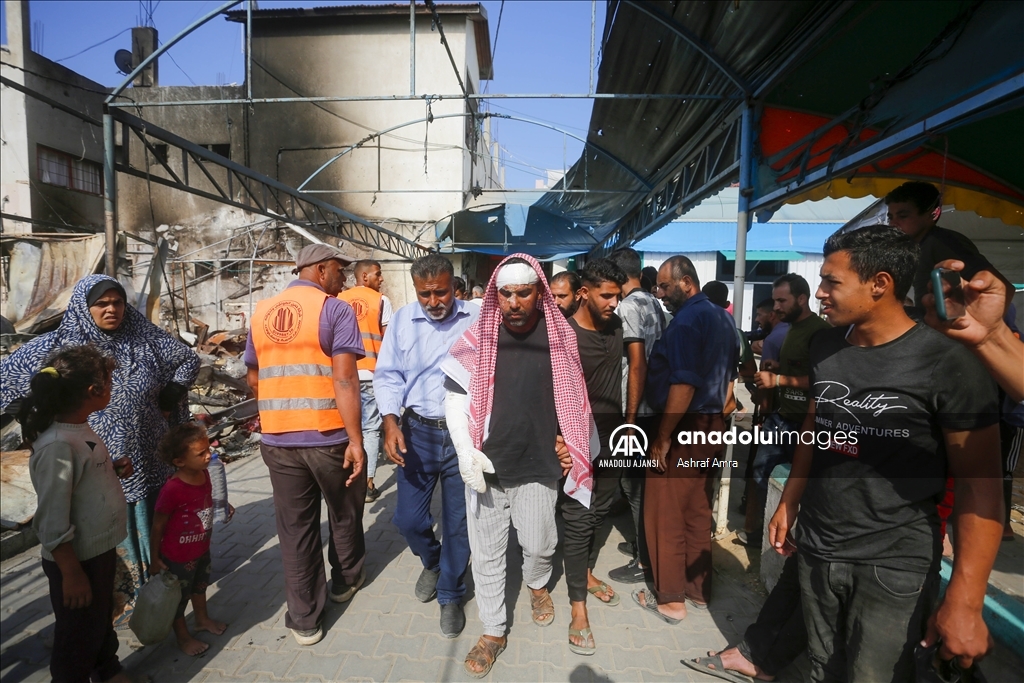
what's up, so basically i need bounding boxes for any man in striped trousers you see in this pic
[442,255,595,678]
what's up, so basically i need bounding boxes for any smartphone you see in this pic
[931,268,965,321]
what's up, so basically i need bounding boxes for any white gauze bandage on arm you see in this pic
[444,389,494,493]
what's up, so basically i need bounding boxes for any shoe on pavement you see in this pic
[608,557,646,584]
[292,624,324,646]
[415,567,441,602]
[365,485,381,504]
[616,541,635,558]
[440,602,466,638]
[735,530,762,548]
[330,568,366,603]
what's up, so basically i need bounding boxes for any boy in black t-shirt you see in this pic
[768,225,1002,682]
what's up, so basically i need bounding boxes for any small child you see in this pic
[22,345,135,683]
[150,423,230,655]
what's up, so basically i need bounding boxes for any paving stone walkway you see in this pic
[3,452,1021,682]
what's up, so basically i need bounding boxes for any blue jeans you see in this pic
[360,380,382,479]
[392,418,469,605]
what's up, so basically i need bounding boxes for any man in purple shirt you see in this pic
[245,244,366,646]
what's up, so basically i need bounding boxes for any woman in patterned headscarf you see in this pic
[2,274,200,626]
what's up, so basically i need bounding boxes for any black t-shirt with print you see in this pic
[795,323,998,572]
[568,315,623,444]
[482,316,562,487]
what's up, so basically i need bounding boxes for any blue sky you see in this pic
[1,0,606,189]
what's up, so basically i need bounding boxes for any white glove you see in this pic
[445,389,494,493]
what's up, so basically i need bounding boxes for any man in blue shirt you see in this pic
[373,254,477,638]
[633,255,738,624]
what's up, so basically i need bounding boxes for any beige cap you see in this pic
[292,243,354,273]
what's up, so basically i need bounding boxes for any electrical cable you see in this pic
[54,27,132,63]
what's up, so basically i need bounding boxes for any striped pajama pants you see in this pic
[466,480,559,637]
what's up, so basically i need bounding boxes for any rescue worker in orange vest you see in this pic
[338,260,393,503]
[244,243,367,647]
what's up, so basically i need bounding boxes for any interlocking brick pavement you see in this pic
[4,452,1021,682]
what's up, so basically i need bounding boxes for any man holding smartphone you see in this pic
[769,225,1002,681]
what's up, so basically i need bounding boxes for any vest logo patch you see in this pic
[264,300,303,343]
[348,297,369,322]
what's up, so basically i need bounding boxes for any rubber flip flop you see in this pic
[631,589,682,625]
[568,626,596,656]
[587,581,620,606]
[681,655,755,683]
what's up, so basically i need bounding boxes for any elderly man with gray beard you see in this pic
[373,254,477,638]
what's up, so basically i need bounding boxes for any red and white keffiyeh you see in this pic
[444,253,597,507]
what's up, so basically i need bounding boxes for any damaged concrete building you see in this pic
[2,1,500,336]
[115,2,499,331]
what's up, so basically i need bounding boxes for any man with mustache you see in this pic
[750,274,830,538]
[550,270,582,318]
[373,254,478,637]
[442,254,594,676]
[634,255,737,622]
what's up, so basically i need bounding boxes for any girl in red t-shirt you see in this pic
[151,423,231,655]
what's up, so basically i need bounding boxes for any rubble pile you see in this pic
[188,328,261,463]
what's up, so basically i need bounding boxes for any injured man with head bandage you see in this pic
[440,254,600,678]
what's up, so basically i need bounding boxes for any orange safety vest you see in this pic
[251,285,344,434]
[337,285,383,373]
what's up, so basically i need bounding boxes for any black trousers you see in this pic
[618,414,659,571]
[560,460,619,603]
[42,548,122,683]
[261,442,366,631]
[799,554,937,682]
[736,553,806,676]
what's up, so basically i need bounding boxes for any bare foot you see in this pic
[711,647,775,681]
[195,617,227,635]
[177,635,210,656]
[637,589,686,621]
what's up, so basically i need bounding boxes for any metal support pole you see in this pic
[715,414,735,537]
[732,104,754,329]
[589,0,596,95]
[409,0,416,96]
[103,113,118,275]
[246,0,252,101]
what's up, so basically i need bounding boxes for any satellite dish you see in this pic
[114,49,133,75]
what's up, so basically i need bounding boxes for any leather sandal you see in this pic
[464,636,506,679]
[530,589,555,627]
[568,626,596,656]
[587,581,620,606]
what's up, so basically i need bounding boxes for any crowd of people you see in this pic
[2,181,1022,683]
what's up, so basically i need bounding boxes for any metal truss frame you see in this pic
[110,108,429,260]
[592,113,743,256]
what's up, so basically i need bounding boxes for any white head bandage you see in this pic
[495,262,539,289]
